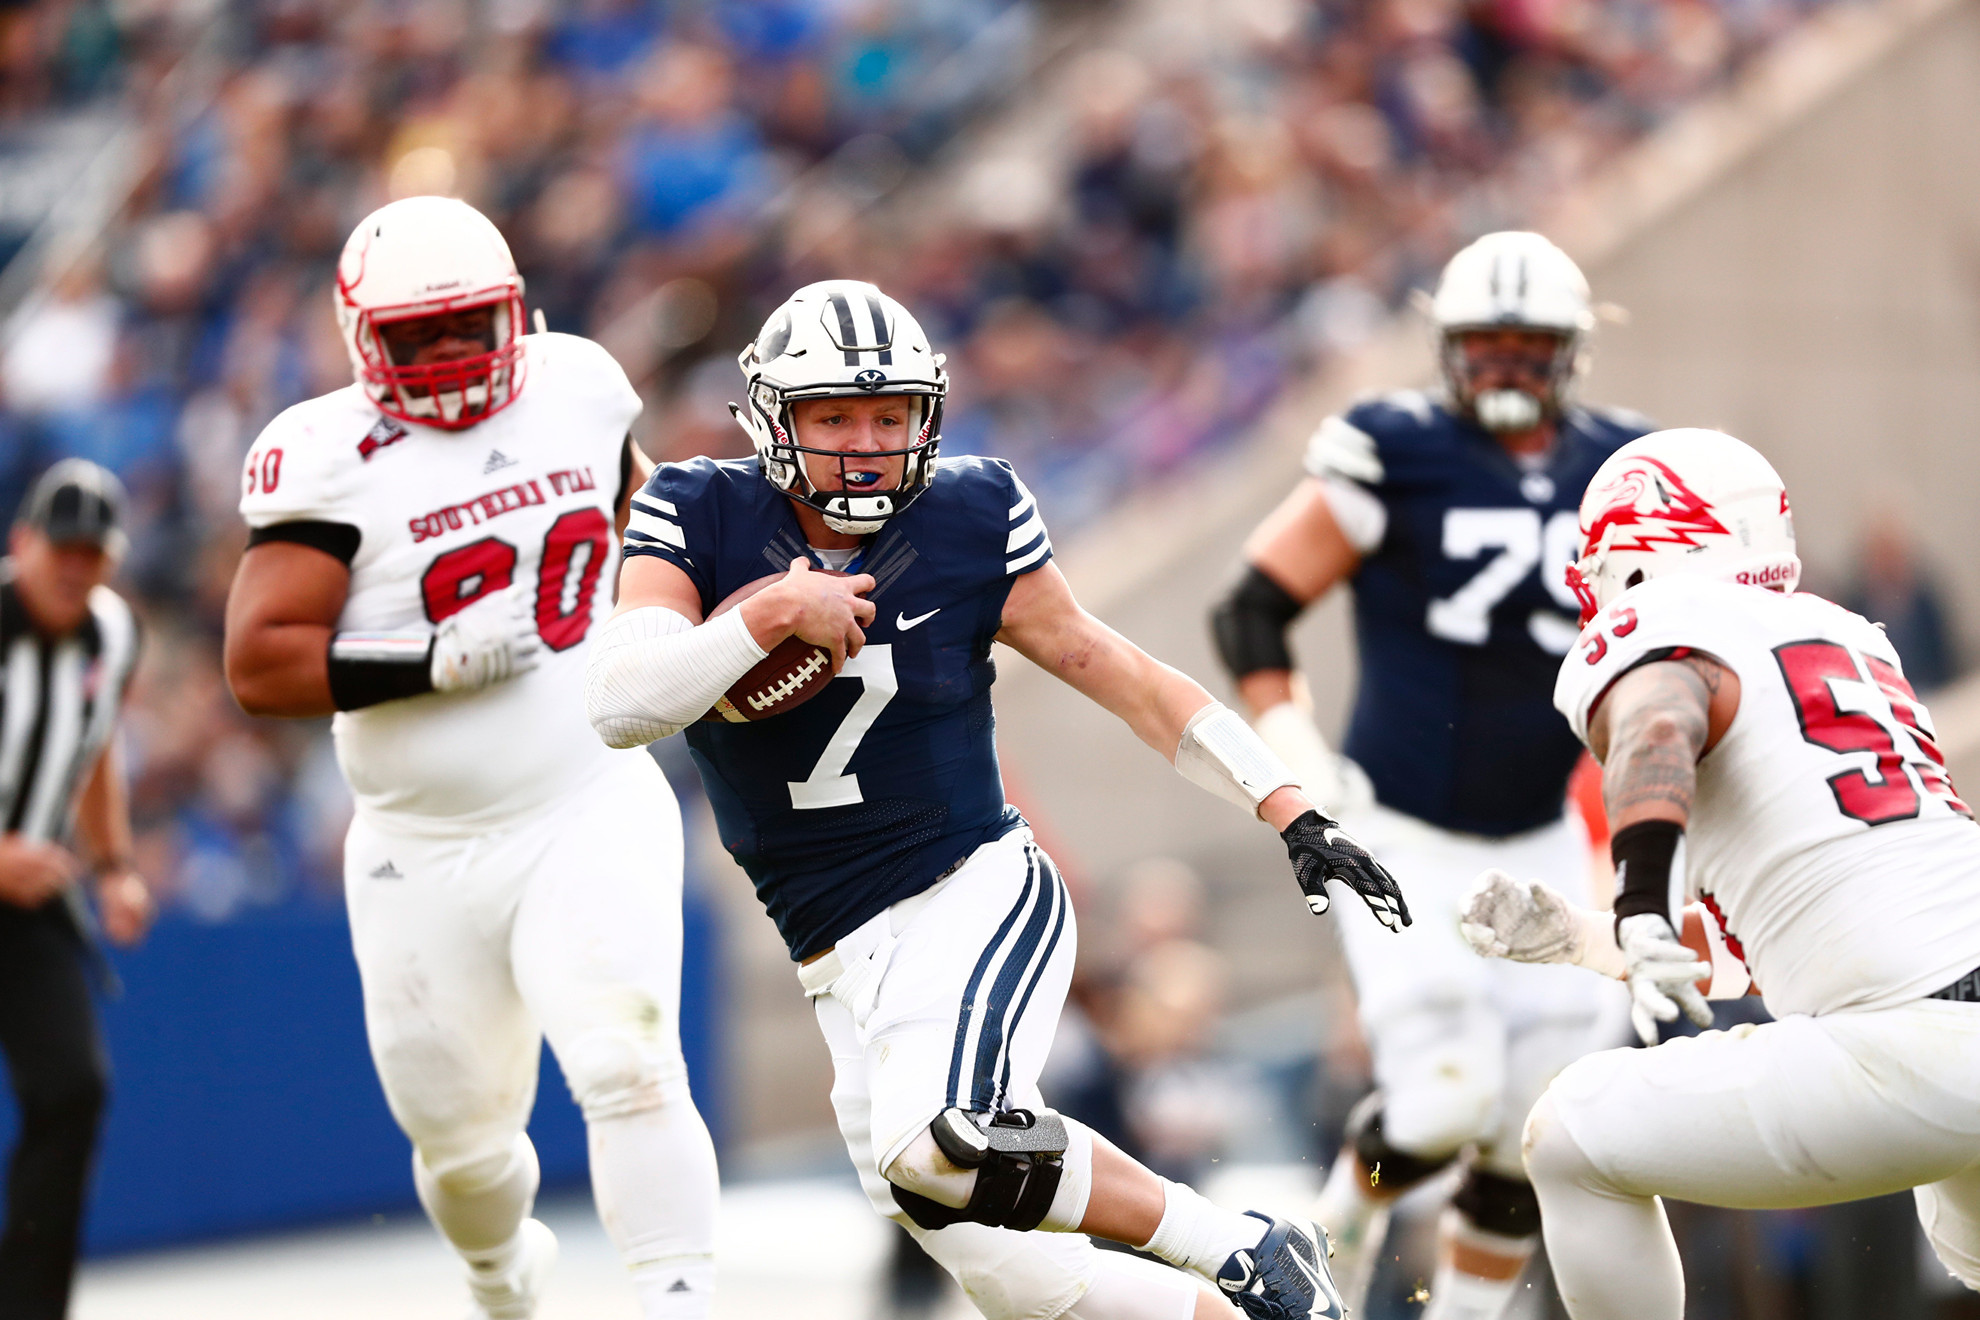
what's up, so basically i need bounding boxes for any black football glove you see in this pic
[1281,809,1410,931]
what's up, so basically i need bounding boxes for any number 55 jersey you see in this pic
[238,332,639,831]
[1557,575,1980,1018]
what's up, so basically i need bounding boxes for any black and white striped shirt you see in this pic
[0,566,139,845]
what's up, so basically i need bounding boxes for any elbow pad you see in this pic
[583,606,767,748]
[1210,565,1303,679]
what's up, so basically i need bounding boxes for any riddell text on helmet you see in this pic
[750,654,830,712]
[1737,563,1797,586]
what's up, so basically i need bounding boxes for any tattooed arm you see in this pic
[1586,654,1741,1040]
[1587,654,1741,831]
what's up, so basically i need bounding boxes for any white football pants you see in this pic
[1333,805,1629,1173]
[806,829,1200,1320]
[344,752,719,1311]
[1524,996,1980,1318]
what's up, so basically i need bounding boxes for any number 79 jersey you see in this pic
[239,333,639,830]
[1556,576,1980,1018]
[1309,391,1650,835]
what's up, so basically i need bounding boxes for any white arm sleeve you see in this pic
[583,606,769,748]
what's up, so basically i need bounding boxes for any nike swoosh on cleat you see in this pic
[896,608,941,631]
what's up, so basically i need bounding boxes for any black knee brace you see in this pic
[1344,1093,1455,1194]
[891,1107,1068,1233]
[1451,1166,1542,1239]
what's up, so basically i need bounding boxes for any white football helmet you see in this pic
[732,280,947,535]
[1431,231,1593,433]
[334,196,526,430]
[1566,428,1800,625]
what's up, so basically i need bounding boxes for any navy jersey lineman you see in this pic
[588,279,1413,1320]
[1211,233,1643,1320]
[1325,387,1644,834]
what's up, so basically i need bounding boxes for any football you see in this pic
[701,573,840,723]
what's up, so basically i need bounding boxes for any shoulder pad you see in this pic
[238,394,371,527]
[1346,389,1441,429]
[928,457,1052,577]
[1576,404,1658,444]
[1554,576,1746,741]
[528,332,641,423]
[1304,414,1384,486]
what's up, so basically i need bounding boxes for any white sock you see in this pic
[1422,1213,1535,1320]
[1313,1151,1390,1310]
[587,1094,721,1320]
[1137,1179,1269,1281]
[1038,1117,1096,1233]
[415,1135,540,1256]
[631,1258,719,1319]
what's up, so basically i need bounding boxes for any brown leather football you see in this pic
[700,573,839,723]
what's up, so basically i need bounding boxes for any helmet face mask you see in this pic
[1569,429,1801,625]
[1430,232,1593,434]
[1442,327,1580,433]
[733,281,948,535]
[336,197,528,430]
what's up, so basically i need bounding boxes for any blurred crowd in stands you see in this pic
[0,0,1852,918]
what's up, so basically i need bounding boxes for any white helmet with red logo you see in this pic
[1566,428,1799,625]
[335,196,527,430]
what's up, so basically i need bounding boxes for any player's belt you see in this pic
[1928,966,1980,1003]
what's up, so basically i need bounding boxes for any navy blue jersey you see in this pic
[626,455,1052,959]
[1306,390,1651,836]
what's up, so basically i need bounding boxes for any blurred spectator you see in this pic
[0,0,1840,922]
[1845,509,1962,693]
[1046,858,1265,1183]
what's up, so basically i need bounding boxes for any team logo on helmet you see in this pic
[1580,456,1729,559]
[854,369,888,390]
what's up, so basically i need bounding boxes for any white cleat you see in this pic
[467,1218,558,1320]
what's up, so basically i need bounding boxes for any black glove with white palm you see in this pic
[1281,810,1410,931]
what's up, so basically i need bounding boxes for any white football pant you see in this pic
[344,753,719,1314]
[806,829,1201,1320]
[1525,995,1980,1318]
[1333,804,1629,1173]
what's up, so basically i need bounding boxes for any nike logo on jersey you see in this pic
[896,608,941,631]
[369,861,403,880]
[484,449,517,474]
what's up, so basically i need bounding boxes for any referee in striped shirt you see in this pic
[0,460,148,1319]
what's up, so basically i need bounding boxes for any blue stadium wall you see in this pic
[0,872,723,1254]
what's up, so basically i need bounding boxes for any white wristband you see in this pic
[1253,702,1335,791]
[1568,904,1628,980]
[583,606,768,748]
[1174,701,1299,817]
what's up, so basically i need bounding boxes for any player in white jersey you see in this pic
[1212,233,1637,1318]
[1454,427,1980,1318]
[221,197,719,1320]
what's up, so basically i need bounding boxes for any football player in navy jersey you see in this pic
[585,279,1411,1320]
[1210,233,1648,1320]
